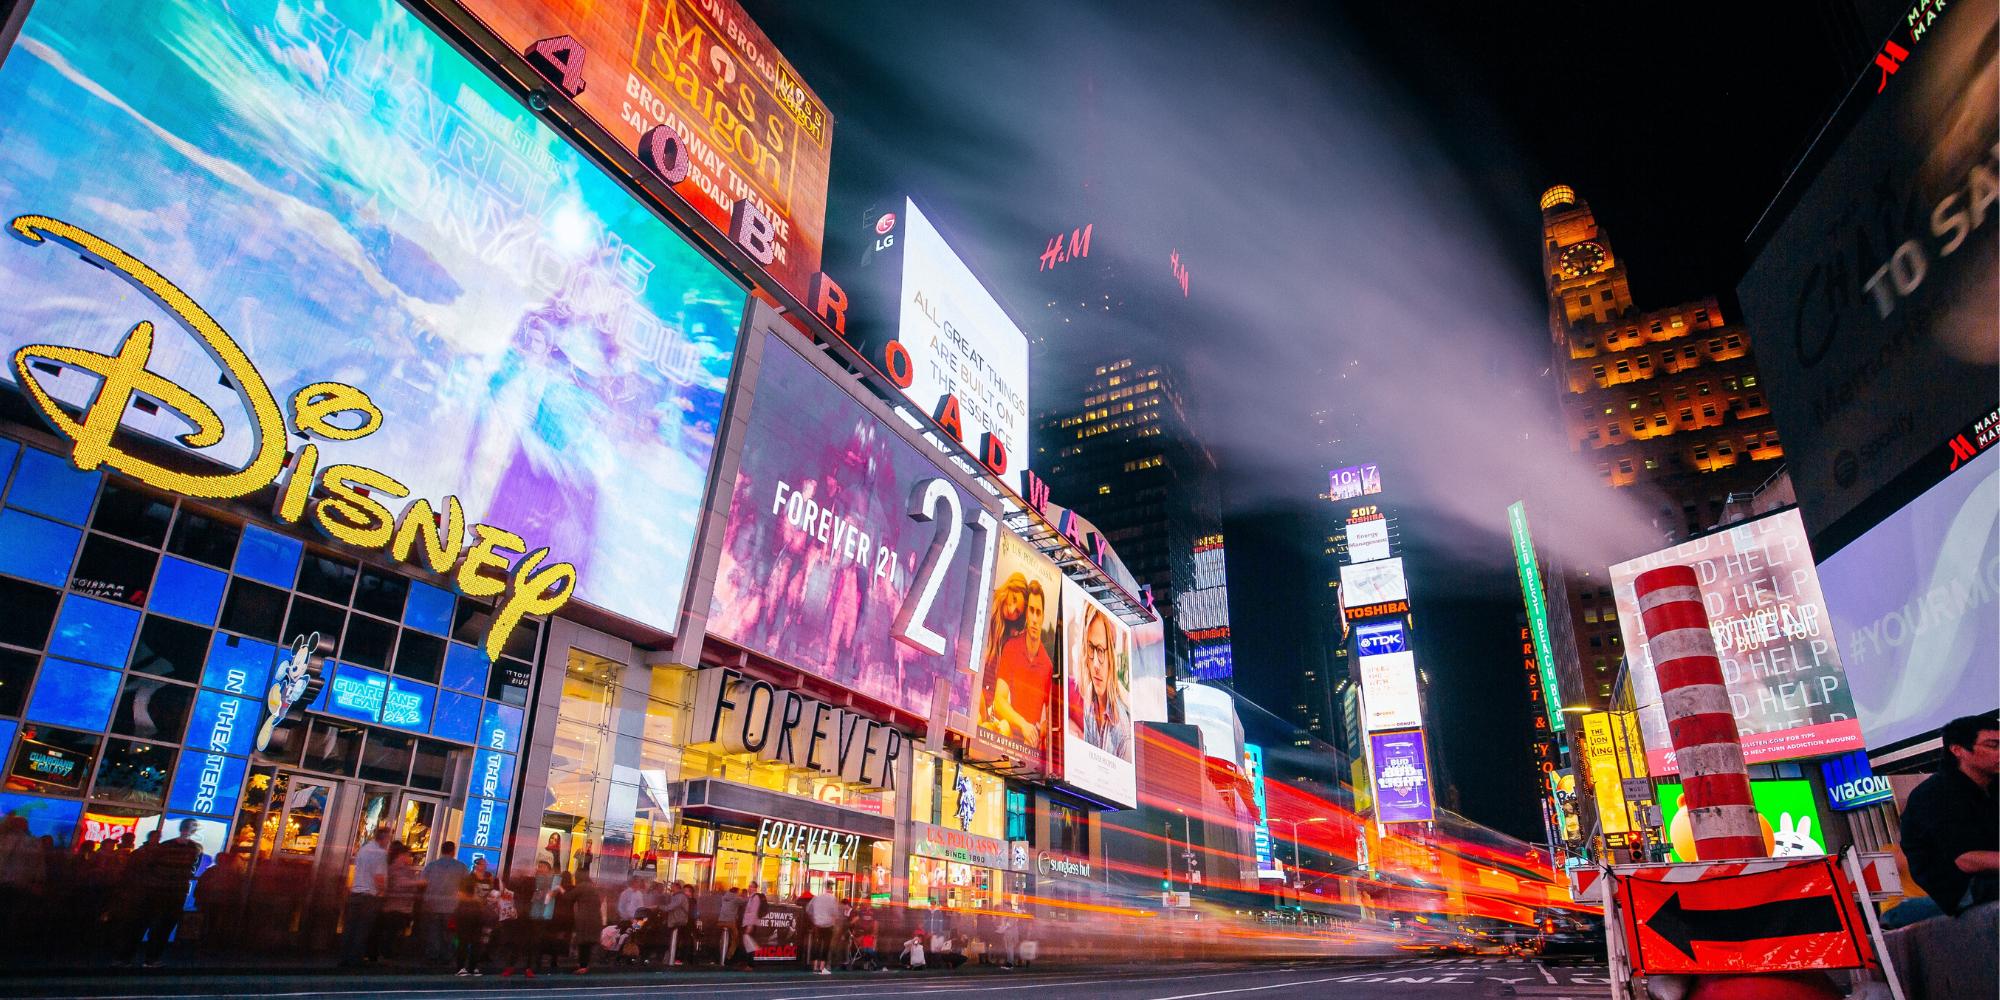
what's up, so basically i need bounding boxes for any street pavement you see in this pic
[3,957,1615,1000]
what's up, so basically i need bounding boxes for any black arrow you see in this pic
[1644,890,1845,961]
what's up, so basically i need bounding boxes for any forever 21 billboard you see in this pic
[708,324,996,724]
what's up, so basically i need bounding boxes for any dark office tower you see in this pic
[1034,357,1219,676]
[1538,185,1785,710]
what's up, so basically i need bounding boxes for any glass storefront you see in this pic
[540,647,896,898]
[907,752,1018,912]
[0,439,539,947]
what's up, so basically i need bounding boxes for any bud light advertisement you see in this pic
[1369,729,1434,824]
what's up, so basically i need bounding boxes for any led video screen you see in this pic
[0,0,745,634]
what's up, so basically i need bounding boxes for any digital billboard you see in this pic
[0,0,744,637]
[1129,619,1170,725]
[1181,683,1244,767]
[1242,744,1283,880]
[1579,712,1644,836]
[875,200,1031,472]
[1355,621,1407,657]
[1328,464,1383,501]
[1610,508,1863,772]
[1060,577,1135,807]
[1368,729,1434,824]
[1344,517,1391,564]
[458,0,833,303]
[1818,446,1998,749]
[974,530,1059,771]
[1359,651,1422,732]
[1339,558,1408,607]
[1188,643,1235,682]
[1658,779,1827,862]
[1735,0,1996,538]
[708,328,991,720]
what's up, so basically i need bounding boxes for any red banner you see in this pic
[1617,857,1875,976]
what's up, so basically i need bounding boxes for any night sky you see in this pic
[741,1,1881,841]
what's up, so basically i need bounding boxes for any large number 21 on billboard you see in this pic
[708,320,995,724]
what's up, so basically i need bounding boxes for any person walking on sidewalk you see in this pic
[714,887,741,966]
[125,819,203,968]
[340,826,393,966]
[805,885,841,975]
[420,843,468,965]
[737,883,765,967]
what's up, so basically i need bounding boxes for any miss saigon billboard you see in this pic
[456,0,834,303]
[0,0,744,637]
[708,327,994,722]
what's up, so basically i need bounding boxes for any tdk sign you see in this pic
[1356,620,1407,657]
[1821,750,1893,812]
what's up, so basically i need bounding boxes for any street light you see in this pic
[1271,817,1326,910]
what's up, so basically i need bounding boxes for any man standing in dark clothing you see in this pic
[1900,712,2000,916]
[127,819,204,967]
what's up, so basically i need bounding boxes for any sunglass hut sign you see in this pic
[7,216,576,660]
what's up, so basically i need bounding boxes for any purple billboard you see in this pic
[1369,729,1435,824]
[708,328,992,720]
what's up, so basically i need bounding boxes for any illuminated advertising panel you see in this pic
[1819,446,1997,749]
[1130,620,1170,725]
[1344,518,1391,564]
[1339,558,1408,607]
[1820,750,1894,812]
[1188,643,1234,682]
[1242,743,1283,880]
[708,328,990,720]
[1354,621,1407,658]
[1658,779,1827,862]
[1328,464,1383,501]
[1181,683,1243,767]
[974,530,1059,771]
[1359,651,1422,732]
[1578,712,1644,836]
[1509,503,1566,733]
[1610,508,1862,772]
[0,0,745,637]
[458,0,832,303]
[1735,0,1995,537]
[888,200,1031,470]
[1368,729,1434,824]
[1059,577,1135,807]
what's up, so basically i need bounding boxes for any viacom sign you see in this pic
[690,667,907,790]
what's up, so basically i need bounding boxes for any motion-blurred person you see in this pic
[805,885,841,974]
[420,842,468,964]
[737,882,764,966]
[1900,711,2000,916]
[124,818,203,968]
[190,850,245,954]
[373,842,423,960]
[0,815,44,955]
[713,886,741,966]
[453,859,495,976]
[340,825,392,966]
[663,880,692,965]
[569,871,605,972]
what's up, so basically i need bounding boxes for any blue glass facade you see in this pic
[0,441,537,864]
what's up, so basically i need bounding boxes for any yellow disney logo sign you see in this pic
[8,215,575,660]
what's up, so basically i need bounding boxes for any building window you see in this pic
[1679,408,1694,422]
[1702,404,1717,418]
[1763,432,1780,446]
[1671,316,1685,329]
[1616,360,1630,374]
[1592,364,1607,381]
[1637,355,1652,370]
[1652,414,1667,427]
[1674,387,1689,401]
[1718,442,1733,455]
[1608,424,1621,437]
[1627,399,1641,410]
[1708,339,1724,353]
[1617,459,1634,474]
[1097,484,1110,495]
[1695,446,1710,460]
[1725,335,1742,349]
[1697,382,1711,396]
[1747,394,1763,408]
[1632,418,1645,433]
[1580,292,1592,304]
[1742,375,1758,387]
[1694,308,1710,324]
[1650,321,1664,333]
[1644,458,1660,470]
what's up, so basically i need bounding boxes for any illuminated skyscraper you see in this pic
[1538,185,1785,712]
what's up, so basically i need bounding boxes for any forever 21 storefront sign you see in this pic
[7,216,579,661]
[692,666,908,791]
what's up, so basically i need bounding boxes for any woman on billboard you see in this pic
[1068,604,1131,758]
[979,573,1053,748]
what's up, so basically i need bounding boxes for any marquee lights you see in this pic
[8,215,577,661]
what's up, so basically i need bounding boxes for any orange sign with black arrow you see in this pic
[1616,857,1876,976]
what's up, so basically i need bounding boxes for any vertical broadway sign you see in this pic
[1509,502,1564,733]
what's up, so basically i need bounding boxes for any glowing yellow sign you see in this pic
[8,215,575,660]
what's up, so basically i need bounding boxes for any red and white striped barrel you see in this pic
[1634,564,1764,861]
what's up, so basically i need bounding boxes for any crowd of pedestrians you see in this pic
[0,816,1041,976]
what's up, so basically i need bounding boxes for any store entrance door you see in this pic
[352,786,445,862]
[230,768,340,949]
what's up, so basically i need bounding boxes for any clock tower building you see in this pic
[1534,185,1785,712]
